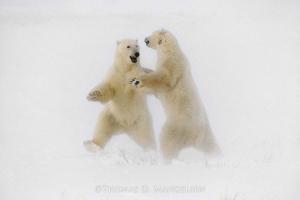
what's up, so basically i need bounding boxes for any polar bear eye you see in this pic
[127,45,130,48]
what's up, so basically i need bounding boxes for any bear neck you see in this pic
[113,55,137,74]
[157,42,184,61]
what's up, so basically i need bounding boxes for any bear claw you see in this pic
[129,78,141,87]
[87,90,102,101]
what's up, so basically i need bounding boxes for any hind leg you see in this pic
[160,134,180,161]
[84,110,120,151]
[159,123,187,161]
[193,129,221,156]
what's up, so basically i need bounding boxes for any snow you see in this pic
[0,0,299,199]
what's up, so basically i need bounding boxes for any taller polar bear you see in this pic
[131,30,220,160]
[84,39,155,151]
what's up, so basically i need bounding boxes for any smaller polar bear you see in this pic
[131,30,220,160]
[84,39,155,152]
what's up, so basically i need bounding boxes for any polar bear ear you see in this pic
[158,37,167,45]
[160,28,167,34]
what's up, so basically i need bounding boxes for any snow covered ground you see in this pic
[0,0,299,199]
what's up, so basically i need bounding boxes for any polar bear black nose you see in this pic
[135,52,140,57]
[144,38,149,45]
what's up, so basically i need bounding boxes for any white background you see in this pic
[0,0,299,199]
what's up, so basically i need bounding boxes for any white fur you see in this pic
[84,39,156,151]
[134,30,220,160]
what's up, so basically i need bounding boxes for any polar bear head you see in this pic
[116,39,140,64]
[144,29,178,50]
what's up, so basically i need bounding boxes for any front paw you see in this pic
[129,78,142,88]
[87,90,102,101]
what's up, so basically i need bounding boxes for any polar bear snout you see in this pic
[129,51,139,63]
[130,56,137,63]
[144,38,150,46]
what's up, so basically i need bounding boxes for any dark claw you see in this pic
[129,78,136,84]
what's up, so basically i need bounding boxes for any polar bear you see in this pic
[84,39,155,152]
[130,30,220,160]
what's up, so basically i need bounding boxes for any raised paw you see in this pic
[129,78,142,88]
[87,90,102,101]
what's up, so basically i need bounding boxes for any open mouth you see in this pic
[144,38,150,46]
[130,56,137,63]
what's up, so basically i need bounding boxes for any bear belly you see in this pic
[158,88,200,121]
[109,100,146,127]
